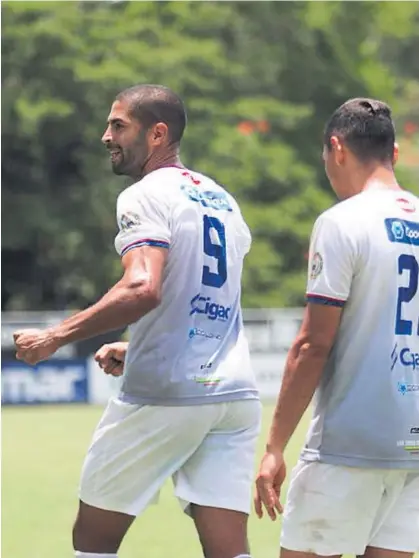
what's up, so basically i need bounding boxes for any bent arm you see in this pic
[50,246,167,347]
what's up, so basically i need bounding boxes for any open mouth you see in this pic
[109,150,122,162]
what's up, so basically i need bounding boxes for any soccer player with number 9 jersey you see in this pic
[13,85,260,558]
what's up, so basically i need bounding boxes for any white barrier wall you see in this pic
[2,308,303,405]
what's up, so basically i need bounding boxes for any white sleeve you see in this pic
[114,187,171,257]
[306,214,355,307]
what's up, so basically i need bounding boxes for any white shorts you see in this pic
[79,397,261,517]
[281,460,419,555]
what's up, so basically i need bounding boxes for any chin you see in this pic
[111,164,127,176]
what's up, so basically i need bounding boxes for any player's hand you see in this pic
[95,342,128,377]
[254,449,286,521]
[13,328,60,365]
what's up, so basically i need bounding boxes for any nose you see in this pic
[102,126,112,145]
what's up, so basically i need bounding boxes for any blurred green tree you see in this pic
[2,1,418,310]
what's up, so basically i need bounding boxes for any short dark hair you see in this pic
[324,98,395,163]
[116,84,187,143]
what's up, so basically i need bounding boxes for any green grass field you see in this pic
[2,403,308,558]
[5,404,416,558]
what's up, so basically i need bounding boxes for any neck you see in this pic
[349,163,401,197]
[131,146,184,181]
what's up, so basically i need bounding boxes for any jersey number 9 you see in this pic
[202,215,227,289]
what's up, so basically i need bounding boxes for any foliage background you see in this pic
[2,1,419,311]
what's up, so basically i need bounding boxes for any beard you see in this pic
[107,130,150,179]
[110,150,127,175]
[109,148,146,178]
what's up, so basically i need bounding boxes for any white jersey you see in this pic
[113,166,258,405]
[301,188,419,469]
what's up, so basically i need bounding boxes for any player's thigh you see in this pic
[191,505,250,558]
[368,471,419,553]
[281,461,385,556]
[174,399,262,514]
[79,397,220,517]
[175,399,261,558]
[73,500,136,553]
[363,548,415,558]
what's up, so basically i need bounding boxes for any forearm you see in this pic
[50,281,157,347]
[267,341,328,453]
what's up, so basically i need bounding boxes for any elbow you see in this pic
[126,280,162,318]
[142,286,162,311]
[295,338,332,361]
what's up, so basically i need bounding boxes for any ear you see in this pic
[149,122,169,146]
[330,135,345,165]
[393,142,399,166]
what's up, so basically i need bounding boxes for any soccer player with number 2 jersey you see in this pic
[255,98,419,558]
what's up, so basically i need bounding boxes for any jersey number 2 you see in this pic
[395,254,419,335]
[202,215,227,288]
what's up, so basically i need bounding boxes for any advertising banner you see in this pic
[1,360,88,405]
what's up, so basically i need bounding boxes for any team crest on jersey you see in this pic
[310,252,323,279]
[119,211,141,231]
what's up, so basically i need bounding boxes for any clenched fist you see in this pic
[13,328,60,365]
[94,341,128,377]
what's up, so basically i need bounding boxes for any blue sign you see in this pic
[1,359,88,405]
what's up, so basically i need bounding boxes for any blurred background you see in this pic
[2,1,419,557]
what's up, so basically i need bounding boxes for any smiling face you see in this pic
[101,99,149,178]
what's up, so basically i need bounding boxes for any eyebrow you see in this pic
[107,117,129,125]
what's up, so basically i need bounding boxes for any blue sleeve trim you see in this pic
[306,294,346,308]
[121,239,170,256]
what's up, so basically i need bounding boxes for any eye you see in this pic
[110,121,124,132]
